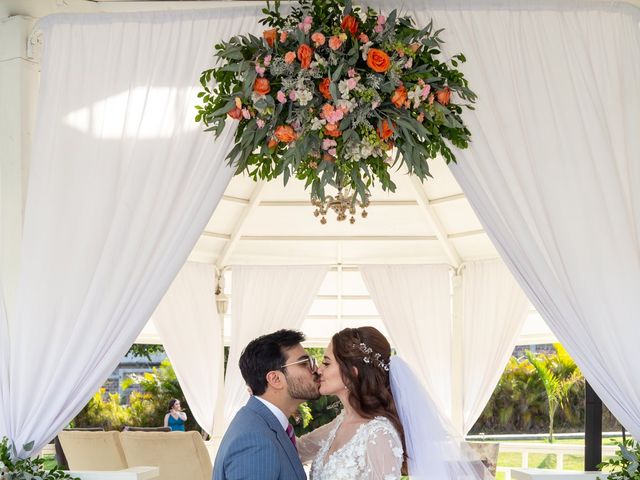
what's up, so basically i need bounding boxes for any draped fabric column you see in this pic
[461,259,529,434]
[373,0,640,438]
[152,262,221,436]
[360,265,454,419]
[0,6,263,455]
[224,265,328,424]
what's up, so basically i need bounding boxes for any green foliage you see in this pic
[0,437,78,479]
[525,344,582,442]
[196,0,475,203]
[599,439,640,479]
[471,346,622,435]
[73,359,201,432]
[126,344,166,362]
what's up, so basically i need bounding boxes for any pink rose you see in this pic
[311,32,326,46]
[348,68,356,78]
[298,16,312,34]
[377,15,386,24]
[284,51,296,64]
[277,91,287,103]
[255,65,266,76]
[358,32,369,43]
[264,55,272,66]
[289,90,297,101]
[241,108,251,119]
[280,31,288,43]
[374,24,384,33]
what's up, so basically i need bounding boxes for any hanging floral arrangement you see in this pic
[196,0,476,205]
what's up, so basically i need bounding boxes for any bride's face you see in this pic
[318,342,347,396]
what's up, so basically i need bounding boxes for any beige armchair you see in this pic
[57,430,212,480]
[58,431,128,471]
[120,431,212,480]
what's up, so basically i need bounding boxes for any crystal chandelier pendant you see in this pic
[312,187,370,224]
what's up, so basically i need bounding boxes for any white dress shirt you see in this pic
[255,396,289,431]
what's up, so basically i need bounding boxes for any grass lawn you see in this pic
[493,437,624,480]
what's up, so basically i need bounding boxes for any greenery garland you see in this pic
[196,0,476,202]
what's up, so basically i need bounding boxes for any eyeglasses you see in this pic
[281,356,318,373]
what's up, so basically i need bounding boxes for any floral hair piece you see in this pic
[354,342,390,371]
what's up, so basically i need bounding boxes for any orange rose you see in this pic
[268,138,278,149]
[324,123,342,138]
[319,78,332,100]
[341,15,359,36]
[284,51,296,64]
[227,107,243,120]
[274,125,297,143]
[297,44,313,70]
[391,85,408,108]
[436,86,451,105]
[377,119,394,140]
[263,29,277,48]
[253,77,271,95]
[367,48,391,73]
[329,36,343,50]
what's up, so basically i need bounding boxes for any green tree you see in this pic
[525,344,581,442]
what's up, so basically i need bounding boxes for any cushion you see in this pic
[120,431,212,480]
[58,431,127,471]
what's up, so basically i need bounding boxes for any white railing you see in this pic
[497,442,619,480]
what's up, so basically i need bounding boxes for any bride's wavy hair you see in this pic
[331,326,408,474]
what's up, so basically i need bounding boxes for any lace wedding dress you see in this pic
[298,412,404,480]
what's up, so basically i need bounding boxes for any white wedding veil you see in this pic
[390,356,494,479]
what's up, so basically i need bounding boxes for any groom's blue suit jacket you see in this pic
[213,396,306,480]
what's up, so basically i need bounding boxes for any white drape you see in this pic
[0,7,263,455]
[389,0,640,439]
[359,265,453,419]
[361,262,529,435]
[462,259,529,434]
[224,265,328,424]
[152,262,221,436]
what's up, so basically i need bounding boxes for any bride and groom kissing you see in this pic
[213,327,406,479]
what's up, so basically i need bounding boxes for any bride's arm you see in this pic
[296,415,340,464]
[364,427,404,480]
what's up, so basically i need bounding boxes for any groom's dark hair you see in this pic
[239,329,306,396]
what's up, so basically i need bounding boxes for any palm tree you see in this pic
[525,346,581,442]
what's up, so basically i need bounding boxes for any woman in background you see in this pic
[163,398,187,431]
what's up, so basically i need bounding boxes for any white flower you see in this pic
[335,99,355,113]
[338,80,351,98]
[356,8,368,23]
[310,117,326,130]
[361,41,373,61]
[407,87,422,109]
[297,89,313,106]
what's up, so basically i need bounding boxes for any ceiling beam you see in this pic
[216,180,266,268]
[219,193,466,207]
[409,176,463,268]
[201,230,485,242]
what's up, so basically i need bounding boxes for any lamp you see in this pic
[311,187,370,224]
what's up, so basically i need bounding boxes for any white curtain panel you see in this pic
[152,262,221,436]
[224,265,328,424]
[375,0,640,438]
[461,259,529,434]
[359,265,453,419]
[0,7,263,455]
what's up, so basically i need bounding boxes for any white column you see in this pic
[450,272,464,435]
[0,15,37,318]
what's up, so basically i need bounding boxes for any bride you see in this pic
[297,326,493,480]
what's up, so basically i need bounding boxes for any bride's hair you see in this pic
[331,326,408,473]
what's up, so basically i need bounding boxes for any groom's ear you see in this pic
[265,370,285,391]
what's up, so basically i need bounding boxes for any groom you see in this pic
[213,329,320,479]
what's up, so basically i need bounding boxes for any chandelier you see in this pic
[312,187,370,224]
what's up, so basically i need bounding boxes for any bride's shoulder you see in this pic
[365,416,401,440]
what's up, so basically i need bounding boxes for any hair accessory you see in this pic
[354,342,390,371]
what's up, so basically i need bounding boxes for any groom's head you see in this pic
[239,329,320,403]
